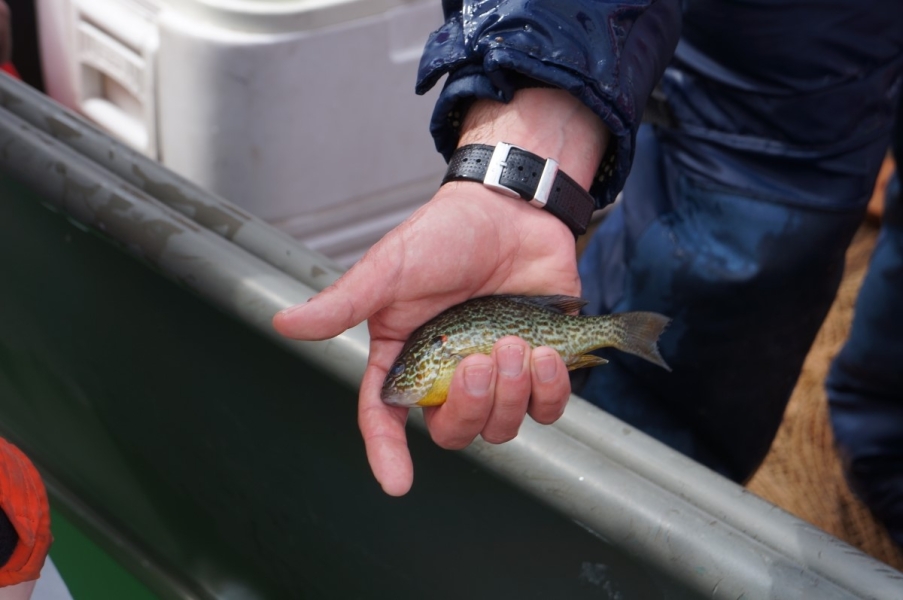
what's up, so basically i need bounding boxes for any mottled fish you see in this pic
[381,295,671,407]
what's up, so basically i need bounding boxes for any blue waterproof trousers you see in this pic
[577,3,903,544]
[578,124,865,483]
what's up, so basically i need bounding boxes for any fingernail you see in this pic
[498,344,525,377]
[464,364,493,395]
[278,303,307,317]
[535,354,558,383]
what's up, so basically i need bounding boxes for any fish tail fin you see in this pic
[594,312,672,372]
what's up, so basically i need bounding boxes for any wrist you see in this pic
[457,88,609,192]
[442,142,596,235]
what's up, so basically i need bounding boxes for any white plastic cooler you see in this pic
[37,0,445,265]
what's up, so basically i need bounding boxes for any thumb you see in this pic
[272,255,395,341]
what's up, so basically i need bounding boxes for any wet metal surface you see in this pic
[0,175,675,599]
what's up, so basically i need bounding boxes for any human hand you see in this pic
[273,88,608,495]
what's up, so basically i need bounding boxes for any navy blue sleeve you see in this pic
[415,0,681,208]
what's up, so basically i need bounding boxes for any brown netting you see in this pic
[746,222,903,571]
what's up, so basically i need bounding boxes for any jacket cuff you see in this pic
[415,1,680,209]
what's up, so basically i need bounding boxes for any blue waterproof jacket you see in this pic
[417,0,903,546]
[416,0,681,206]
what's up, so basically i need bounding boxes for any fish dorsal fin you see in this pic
[497,295,587,315]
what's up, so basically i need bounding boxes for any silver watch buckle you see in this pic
[483,142,559,207]
[483,142,521,198]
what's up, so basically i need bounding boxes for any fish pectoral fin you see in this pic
[567,354,609,371]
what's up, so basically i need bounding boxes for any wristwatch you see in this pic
[442,143,596,236]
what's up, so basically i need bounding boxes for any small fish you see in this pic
[381,295,671,407]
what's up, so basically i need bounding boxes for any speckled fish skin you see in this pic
[381,295,671,407]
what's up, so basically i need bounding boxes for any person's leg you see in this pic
[578,125,866,482]
[576,0,903,484]
[826,100,903,547]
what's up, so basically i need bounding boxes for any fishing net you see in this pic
[746,222,903,571]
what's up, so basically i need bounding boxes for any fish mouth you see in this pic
[380,389,421,408]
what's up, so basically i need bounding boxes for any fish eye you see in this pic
[388,361,405,378]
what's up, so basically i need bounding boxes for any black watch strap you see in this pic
[442,143,595,236]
